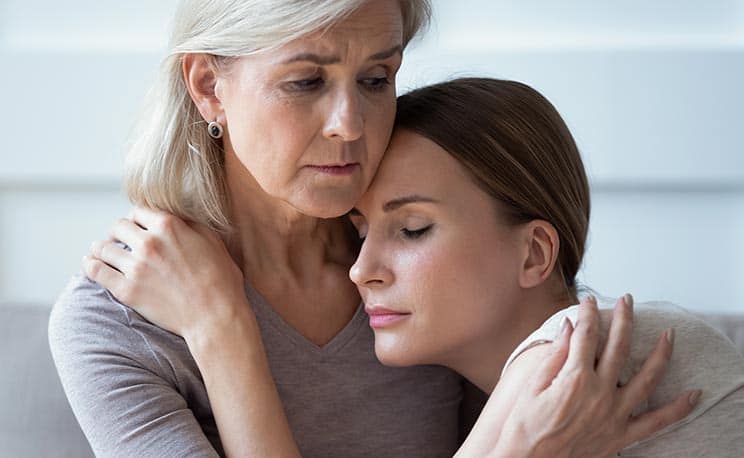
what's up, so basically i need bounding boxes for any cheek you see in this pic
[395,240,484,322]
[226,99,313,184]
[375,244,490,365]
[409,234,519,334]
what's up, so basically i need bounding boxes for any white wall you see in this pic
[1,0,742,311]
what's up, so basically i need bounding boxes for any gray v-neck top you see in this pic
[49,275,464,457]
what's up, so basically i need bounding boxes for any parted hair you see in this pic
[125,0,431,233]
[395,78,591,302]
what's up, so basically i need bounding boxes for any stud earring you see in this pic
[207,121,224,139]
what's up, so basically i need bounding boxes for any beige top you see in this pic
[503,299,744,457]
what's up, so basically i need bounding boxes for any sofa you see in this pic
[1,304,743,457]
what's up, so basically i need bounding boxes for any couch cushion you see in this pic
[0,304,93,457]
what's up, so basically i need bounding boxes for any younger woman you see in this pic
[349,77,744,456]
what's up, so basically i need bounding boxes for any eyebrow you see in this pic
[282,45,402,66]
[383,195,439,212]
[369,45,402,61]
[348,195,439,217]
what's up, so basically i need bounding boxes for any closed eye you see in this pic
[401,225,432,240]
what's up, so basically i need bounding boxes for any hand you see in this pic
[462,295,700,457]
[85,206,300,457]
[83,206,250,339]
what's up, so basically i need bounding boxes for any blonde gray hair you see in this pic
[125,0,431,233]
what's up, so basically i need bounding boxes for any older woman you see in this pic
[51,1,693,457]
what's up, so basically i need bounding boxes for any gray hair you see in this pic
[124,0,431,233]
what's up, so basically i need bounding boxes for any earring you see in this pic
[207,121,224,139]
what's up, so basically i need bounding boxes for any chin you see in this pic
[374,350,410,367]
[296,191,360,219]
[374,336,425,368]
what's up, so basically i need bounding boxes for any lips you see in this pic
[307,163,359,175]
[365,306,411,328]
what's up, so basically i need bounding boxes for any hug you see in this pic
[48,0,744,456]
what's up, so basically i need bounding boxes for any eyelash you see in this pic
[360,77,391,92]
[286,77,323,92]
[401,225,432,240]
[285,76,391,93]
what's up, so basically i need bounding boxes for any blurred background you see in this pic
[1,0,742,312]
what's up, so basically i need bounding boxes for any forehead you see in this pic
[296,0,403,52]
[327,0,404,39]
[253,1,403,67]
[357,129,479,211]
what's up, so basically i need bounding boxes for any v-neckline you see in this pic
[243,281,367,357]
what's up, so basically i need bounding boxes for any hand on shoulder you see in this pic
[458,295,700,457]
[83,206,252,341]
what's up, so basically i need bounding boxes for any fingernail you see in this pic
[588,295,597,304]
[665,328,675,345]
[624,293,634,309]
[688,389,702,406]
[560,316,571,335]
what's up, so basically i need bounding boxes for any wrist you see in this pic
[495,425,569,458]
[184,300,261,360]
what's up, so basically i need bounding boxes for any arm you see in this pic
[184,309,299,458]
[456,295,700,457]
[49,276,220,457]
[84,207,300,457]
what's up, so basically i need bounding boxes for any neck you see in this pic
[444,288,571,393]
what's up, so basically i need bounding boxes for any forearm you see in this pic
[186,306,300,458]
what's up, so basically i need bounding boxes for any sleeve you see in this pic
[48,275,220,458]
[501,299,744,456]
[500,305,583,379]
[618,304,744,456]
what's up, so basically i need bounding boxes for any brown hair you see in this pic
[395,78,590,301]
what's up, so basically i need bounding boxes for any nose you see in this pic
[322,85,364,142]
[349,238,392,288]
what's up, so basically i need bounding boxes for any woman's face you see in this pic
[349,129,526,367]
[215,0,404,217]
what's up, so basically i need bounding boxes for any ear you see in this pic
[182,53,225,124]
[518,220,560,289]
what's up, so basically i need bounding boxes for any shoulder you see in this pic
[49,273,136,351]
[50,273,130,332]
[504,298,744,382]
[48,274,188,382]
[604,300,744,376]
[627,302,744,408]
[49,273,154,350]
[48,275,219,456]
[561,300,744,431]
